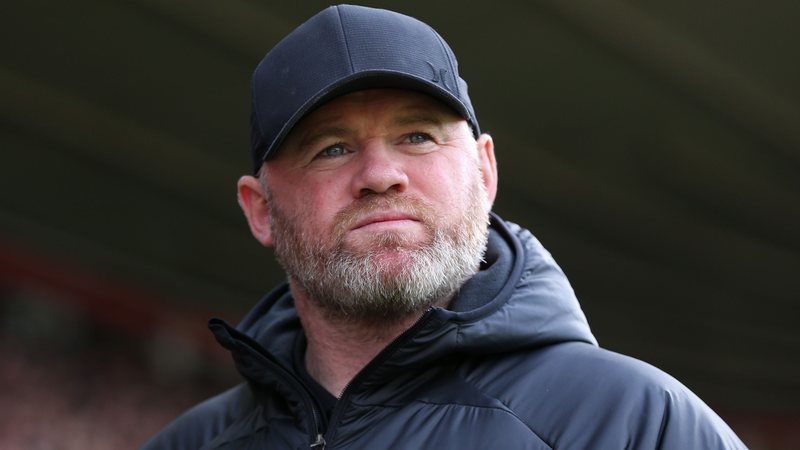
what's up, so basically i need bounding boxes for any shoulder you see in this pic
[140,383,256,450]
[471,342,686,414]
[468,343,747,449]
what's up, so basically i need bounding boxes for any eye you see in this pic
[406,132,432,144]
[318,143,348,158]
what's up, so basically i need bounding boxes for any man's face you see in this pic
[258,89,497,322]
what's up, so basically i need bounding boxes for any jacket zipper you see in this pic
[320,309,438,447]
[211,320,326,449]
[310,433,326,449]
[243,342,325,446]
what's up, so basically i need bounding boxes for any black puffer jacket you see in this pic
[143,215,746,449]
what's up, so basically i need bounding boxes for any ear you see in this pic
[237,175,274,247]
[476,133,498,206]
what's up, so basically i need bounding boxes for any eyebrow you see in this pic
[296,125,352,151]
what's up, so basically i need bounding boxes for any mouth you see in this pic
[351,212,420,231]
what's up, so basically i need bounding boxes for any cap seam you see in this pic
[335,5,356,74]
[432,28,459,98]
[431,29,479,137]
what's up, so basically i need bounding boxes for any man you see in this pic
[144,5,746,449]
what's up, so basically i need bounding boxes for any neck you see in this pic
[292,285,433,397]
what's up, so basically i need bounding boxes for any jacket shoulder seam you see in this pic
[414,399,556,449]
[457,372,559,449]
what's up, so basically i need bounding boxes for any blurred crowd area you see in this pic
[0,340,217,449]
[0,286,236,450]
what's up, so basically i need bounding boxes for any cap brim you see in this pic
[263,71,478,161]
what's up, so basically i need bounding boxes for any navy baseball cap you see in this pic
[249,4,480,173]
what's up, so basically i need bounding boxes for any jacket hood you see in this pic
[444,214,597,351]
[211,213,596,385]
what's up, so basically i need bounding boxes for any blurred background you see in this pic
[1,1,798,448]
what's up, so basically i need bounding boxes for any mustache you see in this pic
[332,194,436,237]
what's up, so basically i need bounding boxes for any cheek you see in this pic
[301,180,348,227]
[416,156,478,201]
[266,165,354,236]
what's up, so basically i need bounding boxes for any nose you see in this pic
[350,140,409,198]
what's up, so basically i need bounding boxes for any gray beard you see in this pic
[266,179,490,323]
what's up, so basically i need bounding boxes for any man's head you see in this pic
[248,4,480,172]
[237,6,497,323]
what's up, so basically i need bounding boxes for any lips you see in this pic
[351,212,419,231]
